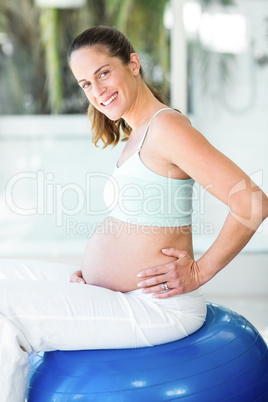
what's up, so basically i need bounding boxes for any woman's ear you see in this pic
[129,53,140,76]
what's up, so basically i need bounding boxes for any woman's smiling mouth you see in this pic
[101,92,118,106]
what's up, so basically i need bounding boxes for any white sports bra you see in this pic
[103,108,194,227]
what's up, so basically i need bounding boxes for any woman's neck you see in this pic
[122,81,165,130]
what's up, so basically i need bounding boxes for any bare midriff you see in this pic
[82,216,193,292]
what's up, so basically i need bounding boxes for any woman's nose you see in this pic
[92,82,105,97]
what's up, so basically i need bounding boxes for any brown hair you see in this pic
[68,25,166,147]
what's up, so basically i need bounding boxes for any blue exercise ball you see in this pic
[27,303,268,401]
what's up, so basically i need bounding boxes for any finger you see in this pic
[137,273,170,289]
[152,281,200,299]
[152,287,183,299]
[161,248,189,259]
[141,277,185,295]
[74,274,85,284]
[137,264,171,279]
[70,271,85,284]
[140,281,170,294]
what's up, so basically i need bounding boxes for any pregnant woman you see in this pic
[1,26,267,402]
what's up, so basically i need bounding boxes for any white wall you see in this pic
[0,115,124,256]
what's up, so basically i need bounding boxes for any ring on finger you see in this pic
[161,282,169,291]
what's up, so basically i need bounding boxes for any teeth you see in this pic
[102,93,117,106]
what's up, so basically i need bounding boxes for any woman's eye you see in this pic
[100,70,109,78]
[82,82,90,90]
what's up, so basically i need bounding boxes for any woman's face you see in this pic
[69,45,140,121]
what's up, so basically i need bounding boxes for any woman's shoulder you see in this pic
[149,107,210,168]
[150,108,194,144]
[167,108,192,126]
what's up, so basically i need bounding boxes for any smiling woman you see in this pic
[67,27,198,292]
[67,25,166,147]
[70,47,140,123]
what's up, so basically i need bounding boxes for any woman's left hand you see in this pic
[136,248,204,298]
[69,270,86,284]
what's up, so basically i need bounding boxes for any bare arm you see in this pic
[137,113,268,297]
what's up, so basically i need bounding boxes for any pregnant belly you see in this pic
[81,217,193,292]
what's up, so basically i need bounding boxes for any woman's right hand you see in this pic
[69,270,86,284]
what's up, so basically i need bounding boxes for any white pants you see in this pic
[0,259,207,402]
